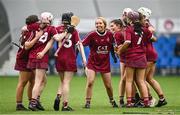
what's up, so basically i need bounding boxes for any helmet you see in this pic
[122,8,133,16]
[127,11,140,22]
[62,12,74,24]
[138,7,152,19]
[40,12,53,23]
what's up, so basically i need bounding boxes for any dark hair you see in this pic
[62,12,74,24]
[110,19,123,28]
[25,15,39,25]
[133,12,144,36]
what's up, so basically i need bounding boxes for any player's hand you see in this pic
[66,25,74,33]
[36,52,44,59]
[21,26,28,32]
[148,26,155,33]
[116,45,122,55]
[114,46,118,54]
[35,30,44,38]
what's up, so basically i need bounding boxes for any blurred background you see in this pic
[0,0,180,76]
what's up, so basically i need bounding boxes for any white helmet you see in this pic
[138,7,152,19]
[40,12,53,23]
[122,8,133,16]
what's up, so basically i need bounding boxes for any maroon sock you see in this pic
[127,97,132,105]
[30,98,37,106]
[37,95,40,101]
[143,97,149,106]
[119,96,124,100]
[63,101,68,108]
[86,98,91,104]
[16,101,22,105]
[159,95,164,101]
[149,95,153,100]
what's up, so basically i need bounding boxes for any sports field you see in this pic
[0,75,180,114]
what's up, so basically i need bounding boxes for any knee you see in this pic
[146,77,153,83]
[19,80,28,87]
[43,78,47,86]
[105,82,112,90]
[37,78,46,87]
[135,79,142,85]
[87,81,94,88]
[105,85,112,91]
[122,78,126,83]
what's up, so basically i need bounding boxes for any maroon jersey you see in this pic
[114,31,126,63]
[82,30,114,73]
[28,25,57,63]
[144,24,158,62]
[55,25,80,72]
[14,26,37,71]
[124,26,152,68]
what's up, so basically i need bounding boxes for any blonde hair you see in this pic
[96,17,107,28]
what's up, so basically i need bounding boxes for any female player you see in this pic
[25,12,62,111]
[53,12,85,111]
[82,17,118,109]
[117,11,156,107]
[14,15,38,111]
[109,19,127,107]
[138,7,167,107]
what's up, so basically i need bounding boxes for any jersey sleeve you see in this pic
[124,27,132,43]
[51,26,58,37]
[114,32,121,45]
[82,32,92,46]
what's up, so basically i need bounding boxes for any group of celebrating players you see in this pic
[14,7,167,111]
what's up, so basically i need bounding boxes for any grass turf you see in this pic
[0,75,180,114]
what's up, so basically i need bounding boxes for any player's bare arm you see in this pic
[37,38,54,59]
[77,41,87,66]
[53,32,67,42]
[24,30,43,50]
[117,41,130,55]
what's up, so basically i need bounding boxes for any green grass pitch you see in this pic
[0,75,180,114]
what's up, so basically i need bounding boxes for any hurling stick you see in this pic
[12,42,23,49]
[76,41,88,77]
[70,16,87,76]
[71,15,80,27]
[54,16,80,56]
